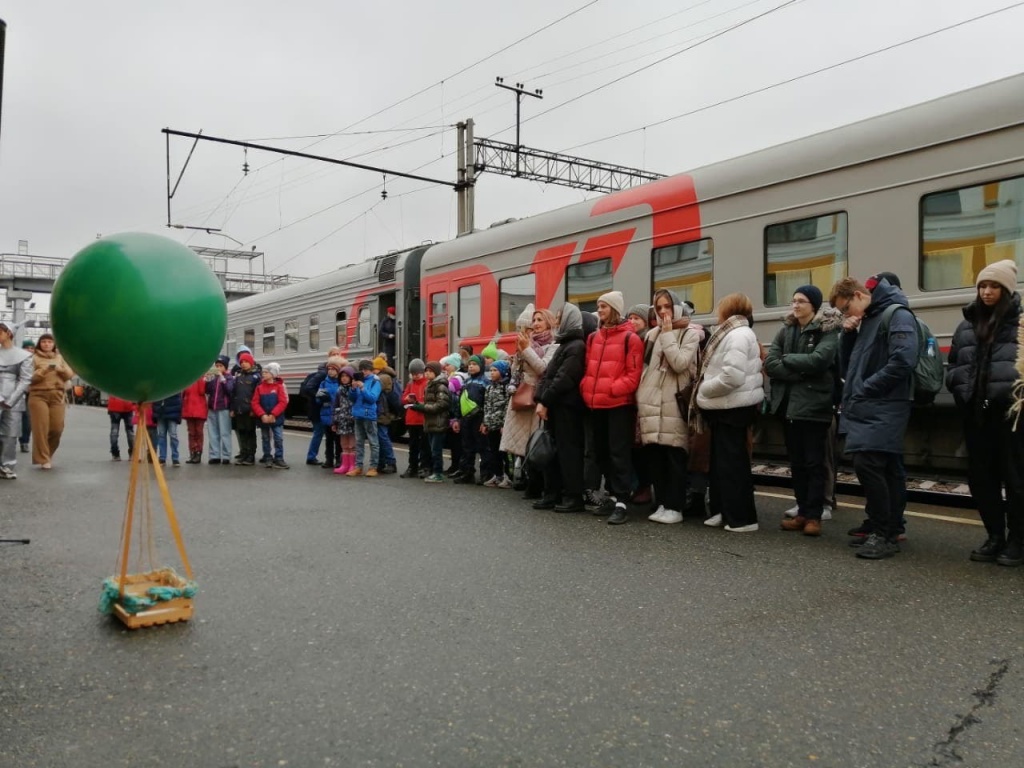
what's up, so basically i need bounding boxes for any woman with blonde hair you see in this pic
[690,293,764,532]
[500,304,559,497]
[28,333,74,469]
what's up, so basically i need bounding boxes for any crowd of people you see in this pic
[1,260,1021,565]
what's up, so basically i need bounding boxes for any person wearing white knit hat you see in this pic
[946,258,1023,566]
[579,289,644,525]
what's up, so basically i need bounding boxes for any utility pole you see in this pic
[455,118,476,236]
[495,77,542,176]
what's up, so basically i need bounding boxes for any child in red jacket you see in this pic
[107,395,135,460]
[181,377,209,464]
[401,359,430,477]
[252,362,289,468]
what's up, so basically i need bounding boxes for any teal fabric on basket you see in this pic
[98,574,197,614]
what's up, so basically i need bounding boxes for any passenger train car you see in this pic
[226,73,1024,468]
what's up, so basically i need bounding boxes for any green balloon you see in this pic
[51,233,227,403]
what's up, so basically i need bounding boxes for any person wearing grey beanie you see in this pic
[947,259,1024,566]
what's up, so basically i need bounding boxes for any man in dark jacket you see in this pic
[300,362,328,465]
[379,307,397,365]
[830,277,918,559]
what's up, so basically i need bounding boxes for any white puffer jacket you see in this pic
[695,325,764,411]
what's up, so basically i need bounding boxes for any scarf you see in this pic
[530,329,553,353]
[687,314,749,434]
[1008,312,1024,431]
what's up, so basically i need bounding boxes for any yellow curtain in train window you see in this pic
[922,246,974,290]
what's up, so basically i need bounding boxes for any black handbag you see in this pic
[524,423,556,469]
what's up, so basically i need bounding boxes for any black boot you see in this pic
[554,496,584,513]
[532,496,558,510]
[996,539,1023,567]
[970,534,1005,563]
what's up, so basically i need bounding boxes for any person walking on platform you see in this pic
[181,376,208,464]
[27,333,73,470]
[151,391,183,466]
[765,286,842,537]
[231,351,261,466]
[205,355,234,465]
[0,321,34,479]
[830,276,917,560]
[947,260,1024,567]
[19,338,34,453]
[106,395,136,461]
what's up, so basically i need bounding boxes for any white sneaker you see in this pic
[822,506,833,521]
[783,504,799,518]
[703,514,723,527]
[724,523,759,533]
[497,476,513,489]
[657,509,683,524]
[648,505,666,522]
[0,466,16,479]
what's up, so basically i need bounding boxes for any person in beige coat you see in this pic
[28,333,74,469]
[500,303,558,497]
[637,290,701,524]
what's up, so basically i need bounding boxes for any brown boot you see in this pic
[780,515,807,532]
[802,519,823,537]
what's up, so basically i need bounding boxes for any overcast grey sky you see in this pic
[2,0,1023,288]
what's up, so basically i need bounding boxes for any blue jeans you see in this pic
[156,419,179,463]
[109,412,134,457]
[427,432,446,475]
[260,423,284,461]
[377,423,395,468]
[207,409,232,460]
[354,418,379,470]
[307,419,325,461]
[20,409,30,446]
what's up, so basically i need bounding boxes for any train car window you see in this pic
[500,274,536,332]
[244,328,255,349]
[566,259,612,313]
[284,318,299,353]
[262,324,275,356]
[309,314,320,352]
[429,292,448,339]
[357,306,372,347]
[651,239,714,314]
[921,175,1024,291]
[764,212,848,307]
[458,284,481,337]
[335,311,347,347]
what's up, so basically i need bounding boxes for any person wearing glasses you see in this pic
[764,286,842,537]
[828,276,917,560]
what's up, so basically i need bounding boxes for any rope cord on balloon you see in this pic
[112,405,194,602]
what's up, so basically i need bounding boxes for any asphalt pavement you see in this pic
[1,406,1022,768]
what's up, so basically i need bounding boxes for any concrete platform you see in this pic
[1,406,1022,768]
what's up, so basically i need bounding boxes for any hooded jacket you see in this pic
[946,292,1022,413]
[535,303,587,412]
[0,345,33,413]
[205,371,235,411]
[231,367,261,416]
[402,375,429,427]
[29,348,74,393]
[182,378,209,420]
[420,374,452,433]
[637,291,701,448]
[580,320,643,410]
[764,306,842,423]
[252,378,289,425]
[838,280,917,453]
[151,393,183,424]
[349,372,381,421]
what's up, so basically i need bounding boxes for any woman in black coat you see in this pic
[533,303,588,512]
[946,260,1024,566]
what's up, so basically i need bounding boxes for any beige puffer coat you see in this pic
[637,325,700,450]
[499,342,558,456]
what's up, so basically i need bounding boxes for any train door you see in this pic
[376,291,397,369]
[421,266,499,363]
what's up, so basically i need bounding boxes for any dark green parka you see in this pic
[764,306,842,423]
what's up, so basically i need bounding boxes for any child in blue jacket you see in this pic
[346,359,381,477]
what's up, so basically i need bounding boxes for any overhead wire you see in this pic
[559,0,1024,153]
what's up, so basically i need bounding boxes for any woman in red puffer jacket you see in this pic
[580,290,643,525]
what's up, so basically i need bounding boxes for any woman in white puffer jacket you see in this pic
[692,292,764,532]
